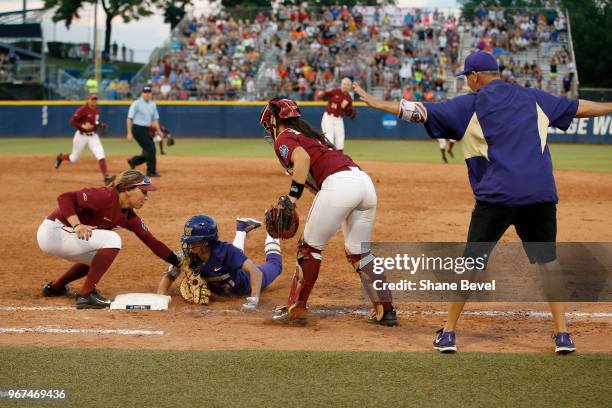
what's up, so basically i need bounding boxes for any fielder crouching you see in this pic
[38,170,182,309]
[157,215,283,311]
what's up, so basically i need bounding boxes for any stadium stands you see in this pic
[63,5,579,100]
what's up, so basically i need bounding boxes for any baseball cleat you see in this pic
[367,306,399,327]
[433,328,457,352]
[127,158,137,169]
[554,332,576,354]
[236,218,262,233]
[147,171,161,177]
[271,305,308,326]
[75,291,111,309]
[104,174,116,186]
[55,153,63,169]
[42,281,69,297]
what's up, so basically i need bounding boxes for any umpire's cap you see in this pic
[457,51,499,77]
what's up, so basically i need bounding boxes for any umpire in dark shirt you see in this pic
[127,85,161,177]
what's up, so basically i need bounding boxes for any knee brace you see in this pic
[345,249,393,313]
[287,239,322,309]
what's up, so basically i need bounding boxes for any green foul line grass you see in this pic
[0,347,610,408]
[0,138,611,173]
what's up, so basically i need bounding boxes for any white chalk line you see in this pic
[0,326,164,335]
[2,305,609,319]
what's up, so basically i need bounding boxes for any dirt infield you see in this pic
[1,155,611,353]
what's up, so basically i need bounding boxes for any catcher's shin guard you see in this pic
[346,250,396,325]
[287,240,322,309]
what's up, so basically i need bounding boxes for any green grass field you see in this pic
[1,347,609,407]
[1,138,611,173]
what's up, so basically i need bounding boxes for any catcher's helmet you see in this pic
[181,215,218,246]
[259,98,301,132]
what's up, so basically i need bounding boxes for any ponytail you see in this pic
[282,117,335,148]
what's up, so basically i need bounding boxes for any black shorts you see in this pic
[465,201,557,264]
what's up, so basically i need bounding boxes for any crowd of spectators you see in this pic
[260,5,461,102]
[468,2,575,96]
[103,79,132,100]
[140,3,577,101]
[143,5,461,102]
[0,50,21,83]
[146,13,264,100]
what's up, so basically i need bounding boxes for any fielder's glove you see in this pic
[97,122,108,136]
[177,255,211,305]
[166,133,175,146]
[346,106,357,119]
[265,195,299,239]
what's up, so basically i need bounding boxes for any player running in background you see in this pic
[38,170,182,309]
[157,216,282,310]
[319,77,357,152]
[354,50,612,354]
[149,124,174,155]
[259,97,396,326]
[437,138,455,163]
[55,93,115,186]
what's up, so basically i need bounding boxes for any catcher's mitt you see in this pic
[97,122,108,136]
[177,255,211,305]
[265,195,299,239]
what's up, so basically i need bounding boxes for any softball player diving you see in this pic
[354,50,612,354]
[259,97,396,326]
[158,216,283,310]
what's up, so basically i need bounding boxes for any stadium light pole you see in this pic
[22,0,26,23]
[93,0,102,95]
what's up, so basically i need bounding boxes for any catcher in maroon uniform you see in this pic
[259,97,396,326]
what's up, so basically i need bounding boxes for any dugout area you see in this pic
[0,140,610,406]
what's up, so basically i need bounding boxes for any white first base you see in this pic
[110,293,171,311]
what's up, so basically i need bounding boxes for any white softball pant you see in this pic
[69,130,106,162]
[321,112,345,150]
[437,138,447,149]
[37,219,122,266]
[303,167,377,254]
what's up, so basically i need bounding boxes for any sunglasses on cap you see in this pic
[117,176,158,192]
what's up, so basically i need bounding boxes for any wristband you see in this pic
[166,252,181,268]
[288,180,305,199]
[72,223,81,229]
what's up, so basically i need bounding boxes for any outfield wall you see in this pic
[1,102,611,143]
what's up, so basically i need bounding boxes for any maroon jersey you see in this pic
[47,187,173,261]
[322,88,353,117]
[274,128,358,189]
[70,104,100,134]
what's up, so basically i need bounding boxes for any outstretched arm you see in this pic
[352,83,400,115]
[576,100,612,118]
[353,83,427,123]
[157,275,173,295]
[241,259,264,310]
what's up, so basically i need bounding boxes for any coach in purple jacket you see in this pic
[354,51,612,354]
